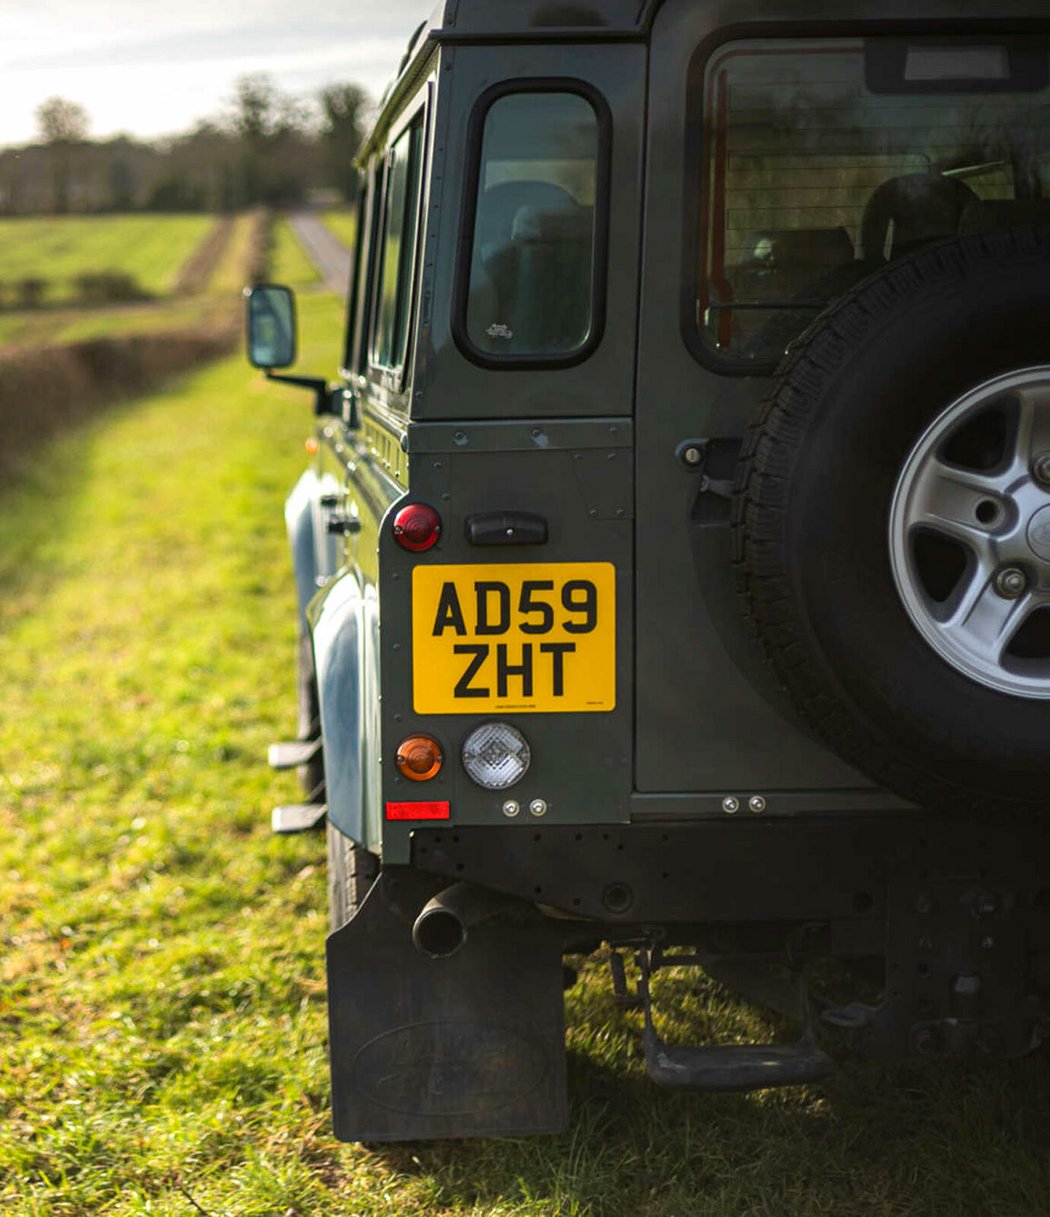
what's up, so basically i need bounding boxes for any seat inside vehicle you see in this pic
[860,172,980,261]
[469,179,593,353]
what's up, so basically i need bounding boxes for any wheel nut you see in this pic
[994,567,1027,599]
[1034,452,1050,487]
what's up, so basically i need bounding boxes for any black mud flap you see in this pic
[326,869,568,1142]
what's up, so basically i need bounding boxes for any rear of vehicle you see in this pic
[250,0,1050,1142]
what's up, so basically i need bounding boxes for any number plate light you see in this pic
[461,722,531,790]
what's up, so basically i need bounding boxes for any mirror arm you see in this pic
[264,370,332,415]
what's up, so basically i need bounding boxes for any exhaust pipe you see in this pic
[412,882,519,958]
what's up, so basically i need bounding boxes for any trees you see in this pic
[7,78,370,214]
[225,74,316,208]
[36,98,89,145]
[319,84,368,201]
[36,97,90,213]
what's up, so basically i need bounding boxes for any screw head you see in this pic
[1034,452,1050,486]
[722,796,740,814]
[748,795,766,814]
[529,798,547,817]
[682,445,703,466]
[502,800,520,817]
[994,566,1027,599]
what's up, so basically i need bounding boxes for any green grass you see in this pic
[271,218,321,289]
[209,213,259,298]
[322,209,357,251]
[0,214,214,303]
[3,289,1050,1214]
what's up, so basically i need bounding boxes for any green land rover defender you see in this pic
[246,0,1050,1141]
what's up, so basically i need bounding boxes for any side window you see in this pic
[458,88,606,365]
[343,179,370,376]
[695,37,1050,371]
[371,117,425,373]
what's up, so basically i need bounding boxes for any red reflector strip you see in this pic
[385,800,450,821]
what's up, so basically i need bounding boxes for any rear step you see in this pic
[271,803,327,833]
[636,949,834,1092]
[643,1035,834,1091]
[268,738,322,769]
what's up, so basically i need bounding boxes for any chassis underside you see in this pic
[325,813,1050,1141]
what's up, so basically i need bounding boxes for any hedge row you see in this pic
[0,323,238,465]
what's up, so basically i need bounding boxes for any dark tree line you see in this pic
[0,76,369,215]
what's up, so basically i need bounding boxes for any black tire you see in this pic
[326,820,379,932]
[296,626,325,800]
[734,227,1050,816]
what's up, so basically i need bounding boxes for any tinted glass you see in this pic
[373,118,423,370]
[466,92,599,359]
[699,38,1050,365]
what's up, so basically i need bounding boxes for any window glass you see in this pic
[465,91,600,359]
[699,38,1050,365]
[342,181,368,374]
[372,118,424,371]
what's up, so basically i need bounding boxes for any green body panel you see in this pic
[293,0,1050,862]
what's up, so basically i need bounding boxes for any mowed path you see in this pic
[289,211,353,294]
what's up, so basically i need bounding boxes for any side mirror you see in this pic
[245,284,297,369]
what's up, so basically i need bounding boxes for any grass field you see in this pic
[322,209,357,251]
[271,217,321,289]
[3,292,1050,1215]
[0,214,214,303]
[208,213,260,298]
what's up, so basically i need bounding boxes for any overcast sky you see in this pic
[0,0,435,148]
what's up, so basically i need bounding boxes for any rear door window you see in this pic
[458,87,607,365]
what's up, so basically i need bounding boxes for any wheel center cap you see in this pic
[1026,504,1050,561]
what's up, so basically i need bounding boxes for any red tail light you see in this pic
[392,503,442,552]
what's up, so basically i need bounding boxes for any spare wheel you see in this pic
[734,227,1050,815]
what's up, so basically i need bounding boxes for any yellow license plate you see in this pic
[412,562,616,714]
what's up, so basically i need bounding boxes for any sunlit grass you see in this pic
[0,214,214,302]
[272,217,321,289]
[322,209,357,251]
[209,212,259,298]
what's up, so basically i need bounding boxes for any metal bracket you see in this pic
[676,438,743,496]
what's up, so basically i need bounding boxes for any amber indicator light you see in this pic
[392,503,442,552]
[396,734,444,781]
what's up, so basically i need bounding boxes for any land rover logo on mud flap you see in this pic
[1027,506,1050,561]
[352,1022,542,1116]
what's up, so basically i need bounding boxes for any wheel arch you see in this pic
[308,570,382,850]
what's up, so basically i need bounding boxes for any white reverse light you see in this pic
[461,722,531,790]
